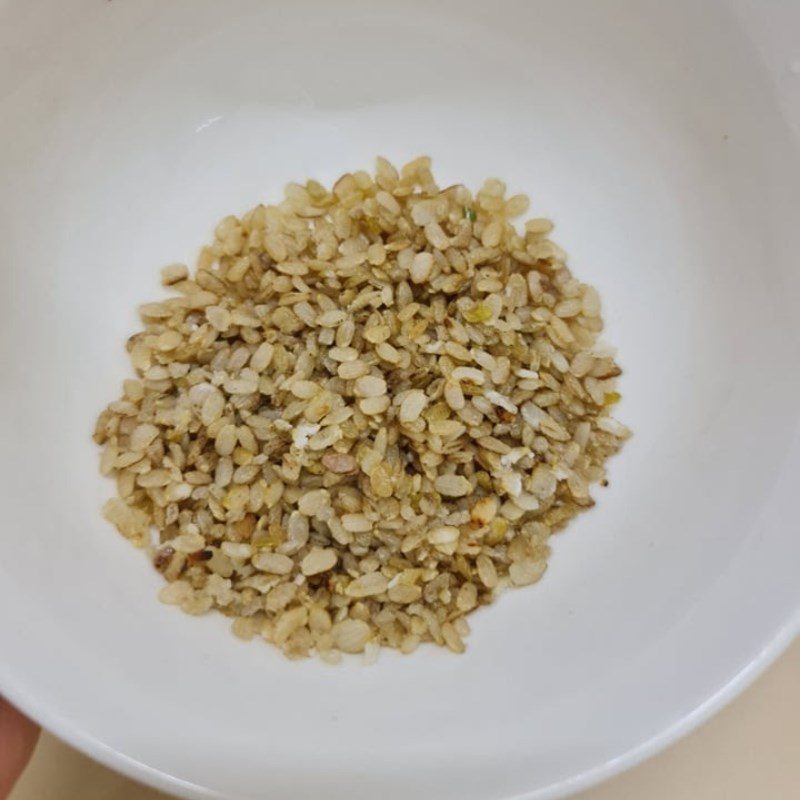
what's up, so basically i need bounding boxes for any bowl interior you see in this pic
[0,2,799,799]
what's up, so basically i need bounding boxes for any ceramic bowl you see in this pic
[1,2,798,799]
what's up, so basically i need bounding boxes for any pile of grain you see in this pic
[94,156,629,661]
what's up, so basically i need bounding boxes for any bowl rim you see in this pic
[2,1,800,797]
[2,616,798,800]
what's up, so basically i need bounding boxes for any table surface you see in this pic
[9,637,799,800]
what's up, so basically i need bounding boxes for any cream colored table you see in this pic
[10,638,799,800]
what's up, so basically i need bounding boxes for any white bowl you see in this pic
[1,1,798,799]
